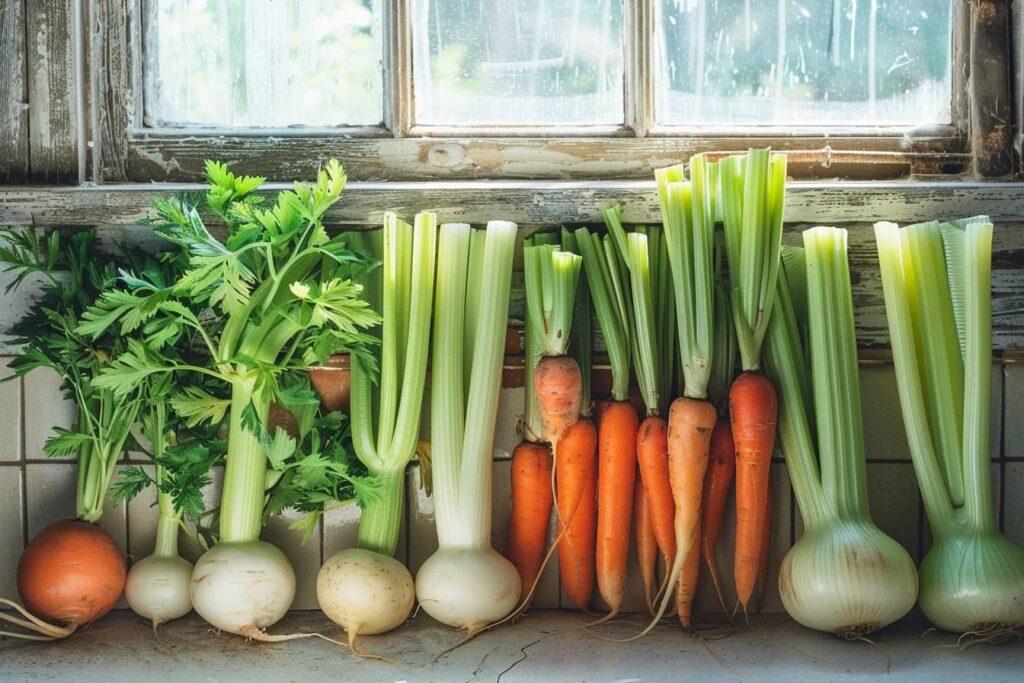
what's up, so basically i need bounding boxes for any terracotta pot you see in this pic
[267,403,300,438]
[308,353,351,414]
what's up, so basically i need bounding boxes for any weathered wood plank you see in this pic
[0,0,29,182]
[94,0,139,181]
[120,132,967,182]
[970,0,1013,177]
[1,218,1022,353]
[26,0,78,183]
[2,180,1024,227]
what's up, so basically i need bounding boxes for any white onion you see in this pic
[779,521,917,636]
[919,530,1024,633]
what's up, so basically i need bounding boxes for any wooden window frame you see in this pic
[83,0,1003,183]
[0,1,1014,184]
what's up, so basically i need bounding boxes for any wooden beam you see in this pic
[970,0,1014,177]
[25,0,79,183]
[2,180,1024,228]
[0,0,29,182]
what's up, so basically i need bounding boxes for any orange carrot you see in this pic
[635,478,657,614]
[700,418,735,612]
[756,486,771,612]
[505,441,554,604]
[730,371,778,612]
[596,400,639,614]
[556,418,598,610]
[663,397,717,628]
[676,513,702,627]
[637,416,675,563]
[534,355,582,444]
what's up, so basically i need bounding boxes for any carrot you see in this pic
[637,416,675,563]
[634,478,657,614]
[700,418,735,612]
[596,400,639,615]
[663,397,717,628]
[676,512,702,627]
[534,355,583,444]
[730,370,778,612]
[556,418,599,610]
[505,441,554,604]
[755,486,771,612]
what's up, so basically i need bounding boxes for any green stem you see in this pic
[804,228,869,520]
[963,221,995,531]
[154,495,181,558]
[356,468,406,555]
[219,374,267,543]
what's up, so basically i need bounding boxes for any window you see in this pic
[144,0,385,127]
[91,0,999,181]
[653,0,953,127]
[414,0,625,126]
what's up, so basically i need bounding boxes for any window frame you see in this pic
[83,0,1009,182]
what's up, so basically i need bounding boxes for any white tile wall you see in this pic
[0,357,1020,618]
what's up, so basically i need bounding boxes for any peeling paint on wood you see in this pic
[95,0,140,182]
[4,180,1024,227]
[119,133,967,183]
[0,0,29,182]
[26,0,78,183]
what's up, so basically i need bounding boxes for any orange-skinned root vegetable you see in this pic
[523,243,584,445]
[534,356,583,445]
[635,479,658,613]
[765,231,917,636]
[3,521,125,640]
[555,417,599,610]
[719,148,786,615]
[876,217,1024,635]
[506,441,555,599]
[320,213,437,642]
[414,221,521,630]
[701,419,735,612]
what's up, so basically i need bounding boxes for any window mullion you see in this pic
[624,0,654,137]
[385,0,413,136]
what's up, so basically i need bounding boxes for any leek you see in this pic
[875,218,1024,634]
[414,221,521,630]
[765,228,917,636]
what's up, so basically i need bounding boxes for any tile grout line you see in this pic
[20,370,28,550]
[999,366,1007,533]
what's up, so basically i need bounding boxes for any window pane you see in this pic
[145,0,383,127]
[655,0,952,126]
[414,0,625,126]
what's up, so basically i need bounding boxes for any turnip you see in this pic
[316,213,436,644]
[87,161,379,641]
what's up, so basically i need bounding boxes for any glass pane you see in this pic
[145,0,383,127]
[655,0,952,126]
[413,0,625,126]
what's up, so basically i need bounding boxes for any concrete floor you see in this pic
[1,611,1022,683]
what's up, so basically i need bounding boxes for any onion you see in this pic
[779,521,918,636]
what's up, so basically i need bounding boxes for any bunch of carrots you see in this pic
[505,148,786,630]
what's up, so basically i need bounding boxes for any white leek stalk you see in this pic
[765,228,917,636]
[875,218,1024,634]
[414,221,521,630]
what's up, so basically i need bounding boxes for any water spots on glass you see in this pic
[413,0,625,126]
[654,0,952,126]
